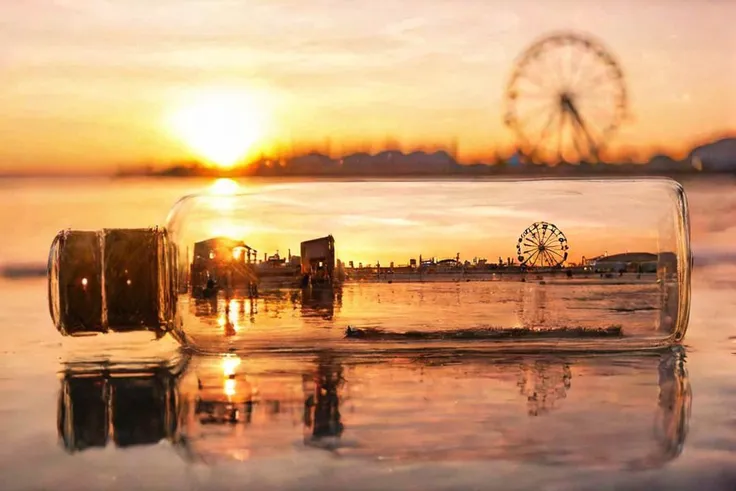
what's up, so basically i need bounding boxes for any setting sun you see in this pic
[168,90,266,169]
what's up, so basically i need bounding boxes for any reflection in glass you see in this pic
[57,347,691,469]
[300,286,341,321]
[184,281,343,350]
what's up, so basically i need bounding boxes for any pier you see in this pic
[185,233,667,299]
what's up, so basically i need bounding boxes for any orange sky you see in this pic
[167,179,679,266]
[0,0,734,173]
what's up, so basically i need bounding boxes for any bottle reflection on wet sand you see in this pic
[516,360,572,417]
[57,358,188,453]
[649,349,691,468]
[303,353,345,448]
[56,347,691,470]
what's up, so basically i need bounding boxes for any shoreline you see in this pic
[253,271,661,289]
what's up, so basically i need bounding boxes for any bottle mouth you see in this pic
[48,228,172,337]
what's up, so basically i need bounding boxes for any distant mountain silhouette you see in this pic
[687,137,736,172]
[128,135,736,179]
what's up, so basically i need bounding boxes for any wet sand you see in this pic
[0,177,734,490]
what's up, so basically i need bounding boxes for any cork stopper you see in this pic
[48,228,173,336]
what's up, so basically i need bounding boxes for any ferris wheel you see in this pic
[516,221,569,268]
[504,32,628,163]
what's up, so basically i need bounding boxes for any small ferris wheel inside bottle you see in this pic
[516,221,569,268]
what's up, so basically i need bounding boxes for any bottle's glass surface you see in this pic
[165,178,691,353]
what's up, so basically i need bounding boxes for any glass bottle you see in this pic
[49,177,692,354]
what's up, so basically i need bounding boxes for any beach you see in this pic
[0,176,734,490]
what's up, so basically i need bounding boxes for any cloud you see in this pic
[337,215,419,228]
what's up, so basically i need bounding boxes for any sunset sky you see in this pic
[1,0,734,173]
[169,179,678,265]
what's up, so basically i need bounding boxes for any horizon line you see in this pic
[2,130,734,176]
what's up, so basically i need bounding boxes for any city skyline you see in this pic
[1,0,735,173]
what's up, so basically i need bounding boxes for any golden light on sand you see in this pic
[224,378,237,398]
[168,90,266,169]
[222,355,241,378]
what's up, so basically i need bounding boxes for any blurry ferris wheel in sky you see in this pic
[503,32,629,164]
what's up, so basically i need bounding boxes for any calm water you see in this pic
[1,177,735,490]
[177,280,666,354]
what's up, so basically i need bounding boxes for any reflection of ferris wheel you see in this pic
[517,362,572,416]
[516,221,569,268]
[504,32,628,163]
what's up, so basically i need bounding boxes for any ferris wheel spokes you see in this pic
[504,32,628,164]
[516,221,569,269]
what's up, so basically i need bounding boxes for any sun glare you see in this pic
[169,91,265,169]
[210,177,240,195]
